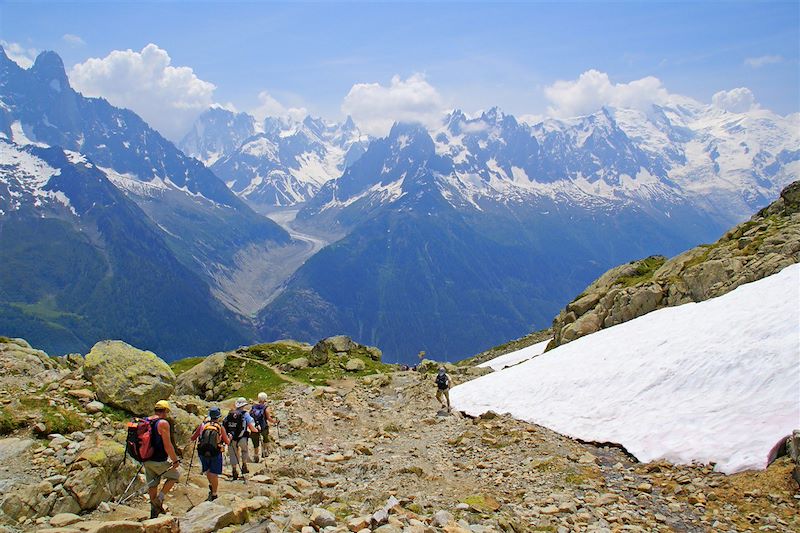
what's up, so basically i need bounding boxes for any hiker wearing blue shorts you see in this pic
[191,406,231,501]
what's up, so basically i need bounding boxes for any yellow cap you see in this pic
[154,400,170,411]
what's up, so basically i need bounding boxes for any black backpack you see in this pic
[435,372,449,390]
[224,409,247,440]
[197,422,222,458]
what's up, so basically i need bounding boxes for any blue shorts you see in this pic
[199,453,223,475]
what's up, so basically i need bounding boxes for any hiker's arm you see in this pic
[266,407,278,425]
[220,426,231,445]
[158,420,179,464]
[190,423,203,441]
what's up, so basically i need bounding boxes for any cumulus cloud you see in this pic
[251,91,308,122]
[711,87,758,113]
[745,55,783,68]
[544,69,671,118]
[62,34,86,47]
[69,43,216,141]
[1,40,37,68]
[341,74,446,137]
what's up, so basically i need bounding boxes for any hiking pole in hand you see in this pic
[185,438,197,486]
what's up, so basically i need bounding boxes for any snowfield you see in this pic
[452,263,800,474]
[477,339,550,371]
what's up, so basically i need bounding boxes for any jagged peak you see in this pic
[31,50,70,91]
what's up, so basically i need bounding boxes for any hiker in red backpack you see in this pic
[191,406,231,501]
[145,400,181,519]
[249,392,278,460]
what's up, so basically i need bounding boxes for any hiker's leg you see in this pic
[208,472,218,495]
[436,389,444,406]
[228,441,239,467]
[445,389,451,410]
[160,467,181,497]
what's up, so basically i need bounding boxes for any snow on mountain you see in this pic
[477,339,550,371]
[184,108,370,208]
[0,139,65,214]
[452,263,800,474]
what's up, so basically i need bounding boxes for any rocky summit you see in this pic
[0,335,798,532]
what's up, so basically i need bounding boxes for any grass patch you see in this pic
[101,405,131,422]
[0,407,24,435]
[170,356,205,376]
[19,398,87,435]
[219,358,288,399]
[615,255,667,288]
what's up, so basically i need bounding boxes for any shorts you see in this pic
[250,427,269,448]
[199,453,223,475]
[143,460,181,487]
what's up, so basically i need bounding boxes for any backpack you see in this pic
[435,373,449,390]
[223,409,247,440]
[125,417,158,463]
[197,423,222,458]
[250,404,267,428]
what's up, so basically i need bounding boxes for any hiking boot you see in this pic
[241,464,249,475]
[252,446,259,460]
[207,493,218,502]
[232,466,239,481]
[262,449,268,458]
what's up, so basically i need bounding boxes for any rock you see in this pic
[179,501,237,533]
[287,357,310,370]
[348,516,371,532]
[83,341,176,415]
[636,483,653,493]
[142,516,180,533]
[463,494,501,513]
[175,352,226,397]
[578,452,598,465]
[310,507,337,528]
[85,401,105,414]
[432,510,453,527]
[0,337,63,388]
[86,521,144,533]
[365,346,382,361]
[49,513,82,527]
[287,512,310,531]
[67,389,95,400]
[344,359,366,372]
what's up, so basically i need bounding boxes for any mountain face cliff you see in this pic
[546,180,800,350]
[0,48,292,296]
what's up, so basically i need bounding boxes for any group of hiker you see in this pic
[131,393,277,519]
[130,368,453,519]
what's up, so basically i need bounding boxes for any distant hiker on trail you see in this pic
[224,397,258,480]
[435,367,452,411]
[191,406,231,501]
[145,400,181,519]
[249,392,278,460]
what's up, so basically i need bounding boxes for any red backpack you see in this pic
[125,417,158,463]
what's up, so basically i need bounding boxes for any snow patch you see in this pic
[452,264,800,474]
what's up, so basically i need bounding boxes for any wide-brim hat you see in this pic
[234,397,248,409]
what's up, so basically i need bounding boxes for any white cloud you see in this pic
[341,74,446,137]
[744,55,783,68]
[251,91,308,123]
[1,40,37,68]
[544,69,671,118]
[62,34,86,47]
[518,113,546,126]
[69,43,216,142]
[711,87,759,113]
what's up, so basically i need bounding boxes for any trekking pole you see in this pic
[116,463,144,504]
[185,438,197,486]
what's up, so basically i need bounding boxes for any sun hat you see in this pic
[154,400,170,411]
[208,406,221,419]
[234,397,248,409]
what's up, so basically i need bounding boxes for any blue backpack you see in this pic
[250,404,267,428]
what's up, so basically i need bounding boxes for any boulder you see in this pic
[175,352,227,397]
[287,357,310,370]
[179,501,238,533]
[310,507,337,528]
[49,514,82,527]
[344,358,366,372]
[0,337,63,388]
[86,521,144,533]
[83,341,176,415]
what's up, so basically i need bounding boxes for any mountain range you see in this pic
[1,46,797,362]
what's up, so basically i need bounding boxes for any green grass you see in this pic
[227,360,288,398]
[170,356,205,376]
[0,407,23,435]
[615,256,667,288]
[18,398,87,435]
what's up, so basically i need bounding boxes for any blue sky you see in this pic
[2,1,798,139]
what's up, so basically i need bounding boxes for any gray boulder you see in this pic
[83,341,175,415]
[0,337,64,389]
[175,352,227,398]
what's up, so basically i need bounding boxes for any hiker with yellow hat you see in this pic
[145,400,181,518]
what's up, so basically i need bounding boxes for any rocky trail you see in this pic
[0,337,798,533]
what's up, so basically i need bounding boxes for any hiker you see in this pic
[435,367,452,411]
[224,397,258,480]
[145,400,181,518]
[249,392,278,460]
[191,406,231,501]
